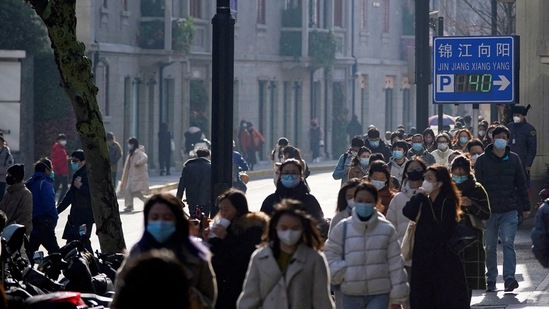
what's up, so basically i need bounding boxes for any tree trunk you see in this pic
[28,0,125,253]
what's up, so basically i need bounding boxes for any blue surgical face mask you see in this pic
[146,220,176,243]
[494,138,507,150]
[71,162,79,171]
[412,143,423,152]
[355,202,375,218]
[369,140,380,149]
[459,137,469,144]
[392,150,404,160]
[371,179,386,191]
[281,174,300,188]
[359,158,370,166]
[452,175,468,184]
[49,171,55,180]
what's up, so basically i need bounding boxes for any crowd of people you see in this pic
[0,105,544,309]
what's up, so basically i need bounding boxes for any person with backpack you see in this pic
[0,136,14,202]
[332,136,364,187]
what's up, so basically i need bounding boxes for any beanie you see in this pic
[7,164,24,183]
[71,149,85,161]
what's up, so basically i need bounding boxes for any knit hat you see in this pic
[7,164,24,183]
[71,149,85,161]
[512,104,531,116]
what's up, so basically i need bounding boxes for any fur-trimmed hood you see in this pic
[231,211,270,236]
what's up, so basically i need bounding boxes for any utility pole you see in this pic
[415,0,430,133]
[211,0,235,211]
[490,0,499,123]
[436,16,444,133]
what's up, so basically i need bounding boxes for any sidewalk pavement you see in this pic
[145,158,339,195]
[144,158,549,308]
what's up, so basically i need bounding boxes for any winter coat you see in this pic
[324,209,409,302]
[388,157,408,185]
[363,139,392,163]
[176,157,211,207]
[0,182,33,235]
[51,142,69,176]
[406,148,436,166]
[57,165,94,238]
[0,146,14,182]
[208,212,269,309]
[237,244,334,309]
[117,232,217,309]
[348,163,367,180]
[25,173,58,233]
[474,144,530,213]
[158,128,173,162]
[531,199,549,268]
[507,120,537,168]
[456,175,491,290]
[328,208,351,237]
[402,193,469,309]
[108,141,123,171]
[332,151,353,186]
[378,186,395,216]
[260,181,324,222]
[387,180,418,243]
[119,146,149,194]
[430,148,452,167]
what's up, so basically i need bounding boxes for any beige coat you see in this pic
[119,146,149,194]
[0,182,33,235]
[237,244,335,309]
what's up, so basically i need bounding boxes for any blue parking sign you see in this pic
[433,36,519,104]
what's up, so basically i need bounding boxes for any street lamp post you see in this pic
[415,0,430,133]
[211,0,235,210]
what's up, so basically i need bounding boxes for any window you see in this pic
[190,0,201,18]
[334,0,343,27]
[102,0,108,8]
[122,0,128,11]
[309,0,319,27]
[382,0,390,33]
[361,0,368,30]
[257,0,266,24]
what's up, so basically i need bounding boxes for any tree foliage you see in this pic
[0,0,48,52]
[26,0,125,254]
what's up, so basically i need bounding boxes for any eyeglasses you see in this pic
[71,159,80,163]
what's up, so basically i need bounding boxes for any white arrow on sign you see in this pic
[493,75,510,91]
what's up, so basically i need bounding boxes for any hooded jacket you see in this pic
[25,172,58,233]
[0,182,33,235]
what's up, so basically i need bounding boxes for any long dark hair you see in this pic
[350,146,371,167]
[267,199,323,257]
[426,164,463,222]
[336,178,362,212]
[400,157,427,186]
[128,137,139,155]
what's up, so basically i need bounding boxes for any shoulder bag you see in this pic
[401,205,421,262]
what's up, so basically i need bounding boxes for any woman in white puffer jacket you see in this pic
[325,181,408,309]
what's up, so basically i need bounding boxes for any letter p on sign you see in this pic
[438,75,454,93]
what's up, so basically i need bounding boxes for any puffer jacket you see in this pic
[119,146,149,193]
[532,199,549,268]
[386,180,418,243]
[474,144,529,213]
[324,209,409,302]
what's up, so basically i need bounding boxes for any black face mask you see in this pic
[407,170,424,181]
[6,175,17,185]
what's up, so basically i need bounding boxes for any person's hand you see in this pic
[202,227,211,240]
[211,225,228,239]
[523,211,531,219]
[525,166,531,174]
[73,176,82,189]
[461,196,472,207]
[417,187,427,195]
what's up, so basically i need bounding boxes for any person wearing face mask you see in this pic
[0,164,33,236]
[25,158,60,258]
[115,193,217,309]
[348,146,371,180]
[402,164,470,309]
[452,128,473,152]
[474,125,530,293]
[367,160,396,216]
[50,133,69,203]
[477,121,489,141]
[482,124,497,147]
[506,104,537,192]
[261,159,324,226]
[57,149,95,252]
[325,182,409,309]
[388,140,410,189]
[238,200,334,309]
[332,136,364,187]
[430,132,453,167]
[326,178,362,309]
[203,189,269,309]
[465,138,485,168]
[450,155,491,302]
[407,134,436,166]
[422,128,437,152]
[118,137,150,212]
[363,127,392,163]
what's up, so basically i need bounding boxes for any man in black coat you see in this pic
[176,148,212,218]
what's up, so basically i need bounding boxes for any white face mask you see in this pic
[59,140,67,146]
[471,154,480,163]
[421,180,438,194]
[346,198,355,209]
[438,143,448,151]
[277,229,303,246]
[513,116,521,123]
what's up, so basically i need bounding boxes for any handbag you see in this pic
[467,213,487,230]
[401,207,421,263]
[170,139,176,152]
